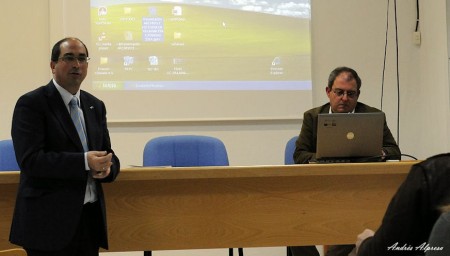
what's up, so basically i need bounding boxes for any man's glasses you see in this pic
[58,55,90,64]
[332,89,358,99]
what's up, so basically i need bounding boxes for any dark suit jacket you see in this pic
[294,102,401,164]
[9,81,120,251]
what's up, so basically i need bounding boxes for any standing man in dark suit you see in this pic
[289,67,401,256]
[9,37,120,256]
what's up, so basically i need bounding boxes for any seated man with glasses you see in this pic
[294,66,400,165]
[288,66,401,256]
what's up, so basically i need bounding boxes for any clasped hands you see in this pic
[87,151,113,179]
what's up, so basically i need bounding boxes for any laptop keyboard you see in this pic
[316,157,384,163]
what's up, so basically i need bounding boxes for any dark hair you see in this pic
[327,66,362,90]
[50,37,89,62]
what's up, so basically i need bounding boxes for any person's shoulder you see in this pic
[18,81,53,102]
[355,102,383,113]
[411,153,450,182]
[419,153,450,169]
[304,103,329,115]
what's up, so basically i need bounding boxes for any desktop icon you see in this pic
[123,56,134,66]
[174,32,182,39]
[100,57,108,65]
[123,7,132,14]
[148,56,159,66]
[98,6,107,16]
[98,32,107,41]
[149,7,157,16]
[172,6,182,16]
[124,31,133,41]
[272,57,281,66]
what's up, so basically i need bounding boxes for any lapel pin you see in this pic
[90,106,94,109]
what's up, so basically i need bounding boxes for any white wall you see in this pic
[1,0,450,255]
[310,0,450,160]
[2,0,447,166]
[0,0,50,140]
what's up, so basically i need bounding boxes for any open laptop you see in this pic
[315,112,384,163]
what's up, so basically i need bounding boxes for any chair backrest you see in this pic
[426,210,450,253]
[284,136,298,165]
[0,139,20,171]
[143,135,229,167]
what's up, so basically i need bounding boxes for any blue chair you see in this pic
[284,136,298,165]
[143,135,229,167]
[143,135,242,256]
[285,136,297,256]
[0,139,19,171]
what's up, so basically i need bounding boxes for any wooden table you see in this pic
[0,161,417,251]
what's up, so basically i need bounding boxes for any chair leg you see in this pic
[144,250,152,256]
[229,248,234,256]
[238,247,244,256]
